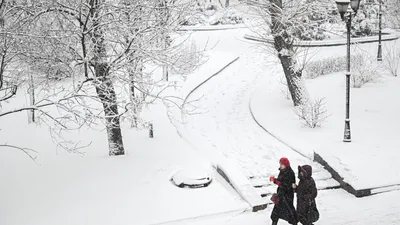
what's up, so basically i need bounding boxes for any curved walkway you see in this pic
[179,24,248,31]
[180,29,338,195]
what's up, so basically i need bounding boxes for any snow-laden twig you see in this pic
[294,97,330,128]
[0,144,39,163]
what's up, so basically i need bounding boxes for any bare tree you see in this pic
[247,0,335,106]
[384,41,400,77]
[0,0,199,157]
[294,97,330,128]
[0,0,29,102]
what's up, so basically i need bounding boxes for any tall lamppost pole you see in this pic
[377,0,383,61]
[335,0,362,143]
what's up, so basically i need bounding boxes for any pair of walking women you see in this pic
[269,157,319,225]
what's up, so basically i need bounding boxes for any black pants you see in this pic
[271,196,297,225]
[271,218,298,225]
[298,216,312,225]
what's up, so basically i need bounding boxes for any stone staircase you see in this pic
[248,164,341,204]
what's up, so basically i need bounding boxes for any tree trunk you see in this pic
[159,0,169,81]
[225,0,229,7]
[92,0,125,156]
[129,71,138,128]
[269,0,306,107]
[28,74,35,123]
[94,65,125,156]
[278,55,304,106]
[128,58,143,128]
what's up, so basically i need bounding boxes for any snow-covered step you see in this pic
[317,178,341,190]
[251,176,341,200]
[313,169,334,181]
[249,177,270,187]
[249,172,335,188]
[254,185,276,196]
[251,177,340,190]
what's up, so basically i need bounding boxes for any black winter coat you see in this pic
[270,166,297,224]
[295,165,319,224]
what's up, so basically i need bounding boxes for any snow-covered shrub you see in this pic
[384,42,400,77]
[352,16,376,37]
[180,8,243,26]
[291,1,339,41]
[352,1,383,37]
[181,0,242,26]
[386,0,400,29]
[295,26,328,41]
[208,8,244,25]
[294,97,330,128]
[181,14,208,26]
[304,54,363,79]
[351,52,382,88]
[169,40,205,76]
[195,0,222,12]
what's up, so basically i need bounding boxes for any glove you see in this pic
[269,176,275,182]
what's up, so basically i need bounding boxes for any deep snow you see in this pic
[179,28,339,191]
[181,189,400,225]
[250,41,400,190]
[1,15,400,225]
[0,53,249,225]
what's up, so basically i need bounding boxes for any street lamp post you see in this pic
[377,0,383,61]
[335,0,362,143]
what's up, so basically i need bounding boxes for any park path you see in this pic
[180,28,339,198]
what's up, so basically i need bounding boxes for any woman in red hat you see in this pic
[269,157,297,225]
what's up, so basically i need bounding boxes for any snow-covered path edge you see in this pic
[174,57,269,211]
[183,57,240,105]
[244,32,400,47]
[249,86,400,197]
[248,90,310,160]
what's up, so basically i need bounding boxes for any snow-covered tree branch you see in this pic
[0,0,201,157]
[247,0,337,106]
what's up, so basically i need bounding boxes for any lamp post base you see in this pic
[377,44,382,62]
[343,119,351,142]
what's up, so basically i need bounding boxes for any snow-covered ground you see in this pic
[174,29,400,224]
[0,57,249,225]
[181,189,400,225]
[178,29,339,194]
[250,41,400,190]
[2,16,400,225]
[0,109,248,225]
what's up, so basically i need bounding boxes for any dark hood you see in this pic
[298,165,312,179]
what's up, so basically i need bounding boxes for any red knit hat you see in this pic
[279,157,290,167]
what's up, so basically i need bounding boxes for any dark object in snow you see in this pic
[295,165,319,224]
[171,169,212,188]
[149,123,153,138]
[270,165,297,224]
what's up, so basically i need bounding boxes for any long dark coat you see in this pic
[295,165,319,225]
[270,166,297,224]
